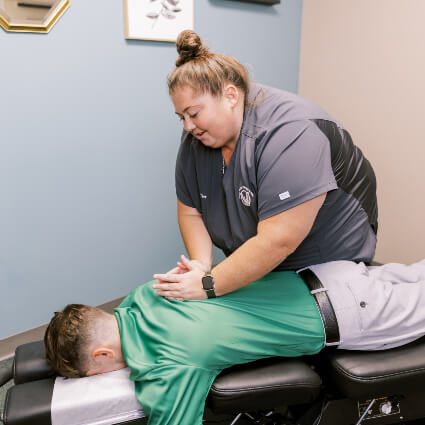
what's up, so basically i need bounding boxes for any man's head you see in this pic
[44,304,126,378]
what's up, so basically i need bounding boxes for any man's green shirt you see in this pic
[114,271,324,425]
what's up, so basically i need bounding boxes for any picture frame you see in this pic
[123,0,194,43]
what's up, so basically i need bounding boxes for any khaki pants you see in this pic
[308,259,425,350]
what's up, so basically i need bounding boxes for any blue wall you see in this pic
[0,0,303,339]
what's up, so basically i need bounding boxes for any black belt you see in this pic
[298,268,340,345]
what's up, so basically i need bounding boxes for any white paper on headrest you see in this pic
[51,368,146,425]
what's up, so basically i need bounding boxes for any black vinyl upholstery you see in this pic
[4,378,54,425]
[14,341,54,385]
[207,357,321,413]
[324,336,425,399]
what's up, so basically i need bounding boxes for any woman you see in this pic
[153,30,378,301]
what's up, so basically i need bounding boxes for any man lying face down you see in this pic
[45,260,425,425]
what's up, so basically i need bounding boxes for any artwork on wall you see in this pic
[124,0,194,42]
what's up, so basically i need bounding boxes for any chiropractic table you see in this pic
[2,337,425,425]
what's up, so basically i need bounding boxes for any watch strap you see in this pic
[205,288,216,299]
[202,273,217,298]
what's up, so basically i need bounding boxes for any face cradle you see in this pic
[171,85,243,150]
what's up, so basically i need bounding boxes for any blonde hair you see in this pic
[168,30,250,101]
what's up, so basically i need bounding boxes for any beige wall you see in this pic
[299,0,425,263]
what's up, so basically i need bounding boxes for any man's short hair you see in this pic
[44,304,104,378]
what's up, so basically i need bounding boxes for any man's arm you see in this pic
[135,363,218,425]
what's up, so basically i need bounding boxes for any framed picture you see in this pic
[124,0,194,42]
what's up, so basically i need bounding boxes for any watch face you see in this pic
[202,275,214,290]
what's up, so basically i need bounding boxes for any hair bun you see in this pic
[175,30,209,67]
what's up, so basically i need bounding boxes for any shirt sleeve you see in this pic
[175,132,201,212]
[134,363,218,425]
[257,120,337,221]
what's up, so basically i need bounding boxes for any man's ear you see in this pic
[92,347,115,359]
[223,84,239,108]
[85,347,115,376]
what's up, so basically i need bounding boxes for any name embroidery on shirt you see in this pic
[239,186,254,207]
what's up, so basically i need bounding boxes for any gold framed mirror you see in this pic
[0,0,69,33]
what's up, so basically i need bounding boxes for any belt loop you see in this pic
[310,288,328,295]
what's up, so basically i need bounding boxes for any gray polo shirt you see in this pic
[175,84,378,270]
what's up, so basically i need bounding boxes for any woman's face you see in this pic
[171,85,243,150]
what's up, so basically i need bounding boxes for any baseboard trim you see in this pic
[0,296,125,361]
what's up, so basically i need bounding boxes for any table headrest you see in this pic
[14,340,55,385]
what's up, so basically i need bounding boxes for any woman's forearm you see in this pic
[153,195,325,300]
[178,201,213,271]
[152,232,292,301]
[211,194,326,295]
[211,235,292,296]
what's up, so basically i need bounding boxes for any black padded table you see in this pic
[3,341,322,425]
[4,338,425,425]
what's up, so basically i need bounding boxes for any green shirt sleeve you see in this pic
[134,363,218,425]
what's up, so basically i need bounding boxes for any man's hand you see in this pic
[153,255,208,301]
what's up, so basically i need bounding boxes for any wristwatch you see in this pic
[201,273,217,298]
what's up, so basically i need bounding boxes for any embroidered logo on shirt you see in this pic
[279,191,291,201]
[239,186,254,207]
[200,193,207,199]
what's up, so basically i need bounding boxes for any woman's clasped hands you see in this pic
[153,255,210,301]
